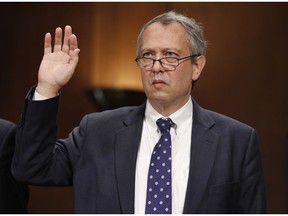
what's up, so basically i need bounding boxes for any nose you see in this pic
[152,59,164,73]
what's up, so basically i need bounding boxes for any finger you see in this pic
[69,34,79,51]
[53,27,63,52]
[62,25,72,53]
[70,48,80,69]
[69,34,80,67]
[44,33,52,55]
[70,34,80,67]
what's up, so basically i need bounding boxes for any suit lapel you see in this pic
[114,100,219,213]
[183,100,219,213]
[114,104,145,213]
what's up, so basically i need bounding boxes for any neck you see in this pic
[148,96,190,117]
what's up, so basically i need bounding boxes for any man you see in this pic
[12,11,266,213]
[0,118,29,213]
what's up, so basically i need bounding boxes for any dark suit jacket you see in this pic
[12,87,266,213]
[0,119,29,213]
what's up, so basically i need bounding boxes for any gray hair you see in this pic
[136,11,207,57]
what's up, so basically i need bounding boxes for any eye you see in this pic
[142,52,154,58]
[165,51,178,57]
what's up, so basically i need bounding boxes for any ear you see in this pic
[192,55,206,81]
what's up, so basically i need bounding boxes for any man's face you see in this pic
[139,22,204,109]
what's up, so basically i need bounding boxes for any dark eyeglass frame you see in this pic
[135,54,201,71]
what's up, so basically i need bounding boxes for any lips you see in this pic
[152,79,166,85]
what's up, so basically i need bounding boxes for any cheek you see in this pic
[174,79,192,92]
[140,71,150,89]
[173,71,193,87]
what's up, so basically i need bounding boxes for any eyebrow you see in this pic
[140,47,182,55]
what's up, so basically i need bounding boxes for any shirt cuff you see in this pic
[33,89,49,101]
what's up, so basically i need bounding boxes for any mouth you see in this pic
[152,79,166,85]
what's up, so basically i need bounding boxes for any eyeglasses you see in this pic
[135,54,201,71]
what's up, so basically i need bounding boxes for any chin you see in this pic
[148,93,170,104]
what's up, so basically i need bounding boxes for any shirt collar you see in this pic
[144,97,193,133]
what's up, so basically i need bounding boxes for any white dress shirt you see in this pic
[135,98,193,214]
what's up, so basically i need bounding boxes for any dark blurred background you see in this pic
[0,2,287,213]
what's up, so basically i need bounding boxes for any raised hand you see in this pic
[37,25,80,98]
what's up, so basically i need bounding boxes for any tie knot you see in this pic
[156,118,173,133]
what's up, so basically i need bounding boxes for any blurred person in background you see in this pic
[0,118,29,213]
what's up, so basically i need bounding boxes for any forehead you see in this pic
[141,22,189,53]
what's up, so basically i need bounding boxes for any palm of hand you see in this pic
[39,51,75,90]
[37,26,80,97]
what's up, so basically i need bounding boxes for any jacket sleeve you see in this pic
[12,86,86,186]
[238,128,266,213]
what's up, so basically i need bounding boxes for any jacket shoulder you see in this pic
[192,99,255,134]
[79,104,145,130]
